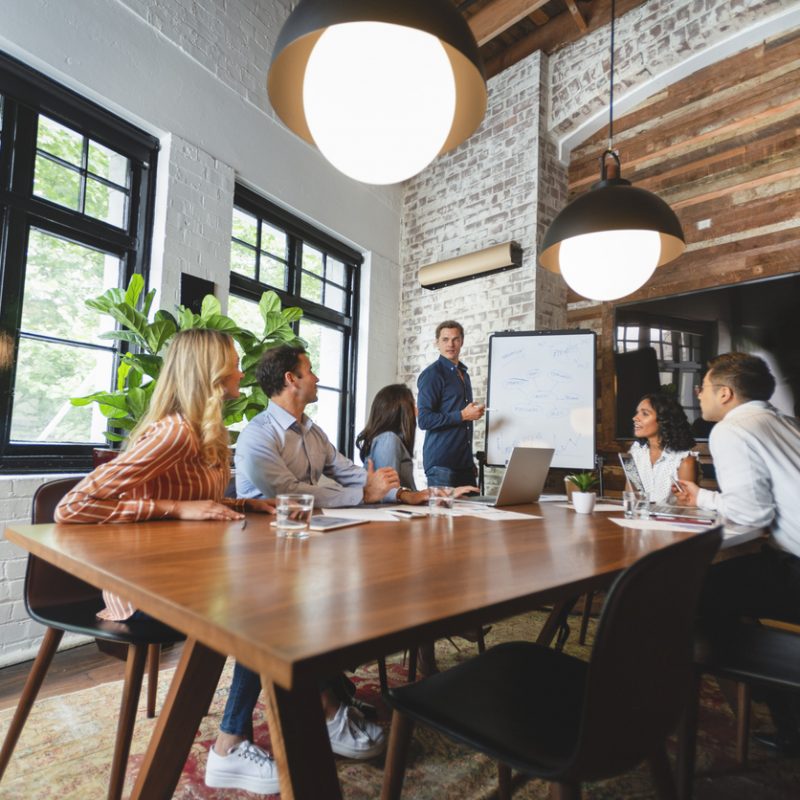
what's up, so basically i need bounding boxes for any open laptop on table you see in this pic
[462,446,555,507]
[618,452,716,522]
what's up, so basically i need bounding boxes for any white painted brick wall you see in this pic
[550,0,791,138]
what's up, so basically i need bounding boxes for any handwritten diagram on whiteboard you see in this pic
[485,330,596,469]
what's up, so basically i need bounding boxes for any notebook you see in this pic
[462,446,555,507]
[617,452,716,522]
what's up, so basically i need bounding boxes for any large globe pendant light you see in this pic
[268,0,487,185]
[539,0,685,301]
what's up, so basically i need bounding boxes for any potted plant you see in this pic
[566,471,598,514]
[71,274,303,457]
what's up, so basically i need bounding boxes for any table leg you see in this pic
[264,676,342,800]
[129,638,226,800]
[536,596,578,647]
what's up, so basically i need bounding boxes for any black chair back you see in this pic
[569,526,723,780]
[26,478,101,616]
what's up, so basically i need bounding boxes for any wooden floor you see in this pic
[0,640,185,712]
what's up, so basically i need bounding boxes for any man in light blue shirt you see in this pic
[236,345,400,506]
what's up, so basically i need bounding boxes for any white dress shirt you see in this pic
[696,401,800,557]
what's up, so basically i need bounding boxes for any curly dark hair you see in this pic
[635,392,695,452]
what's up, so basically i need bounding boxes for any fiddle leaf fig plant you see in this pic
[71,274,303,443]
[566,471,598,493]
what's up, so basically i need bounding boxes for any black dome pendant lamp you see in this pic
[539,0,685,301]
[267,0,487,186]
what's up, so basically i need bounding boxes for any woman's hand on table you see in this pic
[168,500,245,520]
[454,485,480,498]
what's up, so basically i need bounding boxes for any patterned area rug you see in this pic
[1,610,799,799]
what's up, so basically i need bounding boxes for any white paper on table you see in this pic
[611,517,714,533]
[320,506,399,522]
[556,503,622,512]
[450,507,540,521]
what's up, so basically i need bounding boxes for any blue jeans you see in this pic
[425,465,476,488]
[220,662,261,737]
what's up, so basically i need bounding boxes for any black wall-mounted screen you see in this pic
[614,272,800,440]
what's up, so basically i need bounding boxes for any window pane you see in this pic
[232,208,258,246]
[327,258,345,285]
[231,241,256,279]
[301,273,323,303]
[261,255,287,290]
[87,140,129,186]
[85,177,127,227]
[300,320,343,389]
[324,283,346,313]
[34,155,81,210]
[21,229,121,345]
[10,338,114,443]
[37,115,83,167]
[307,387,341,444]
[228,294,264,338]
[261,221,287,261]
[303,245,323,276]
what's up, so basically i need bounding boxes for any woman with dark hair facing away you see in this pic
[357,384,479,676]
[357,383,476,504]
[630,391,698,503]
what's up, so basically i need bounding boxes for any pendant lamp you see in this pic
[267,0,487,185]
[539,0,685,301]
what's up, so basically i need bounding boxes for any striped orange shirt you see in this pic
[55,414,243,620]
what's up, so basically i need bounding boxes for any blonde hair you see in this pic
[127,329,235,469]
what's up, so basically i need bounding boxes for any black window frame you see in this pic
[230,185,361,456]
[0,51,158,473]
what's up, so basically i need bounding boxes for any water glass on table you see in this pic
[273,493,314,538]
[622,490,638,519]
[428,486,455,515]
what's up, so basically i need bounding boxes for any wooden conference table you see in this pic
[6,502,759,799]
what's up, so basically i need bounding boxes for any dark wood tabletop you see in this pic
[6,502,754,800]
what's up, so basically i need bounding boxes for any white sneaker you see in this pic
[205,740,280,794]
[326,703,386,759]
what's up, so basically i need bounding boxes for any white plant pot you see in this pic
[572,491,596,514]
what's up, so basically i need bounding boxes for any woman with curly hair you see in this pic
[629,391,698,503]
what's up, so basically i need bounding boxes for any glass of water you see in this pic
[622,490,638,519]
[428,486,455,515]
[273,493,314,538]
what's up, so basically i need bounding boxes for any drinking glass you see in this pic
[428,486,455,515]
[622,490,637,519]
[273,493,314,538]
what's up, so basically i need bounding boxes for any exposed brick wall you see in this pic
[119,0,293,115]
[0,476,88,667]
[399,53,568,490]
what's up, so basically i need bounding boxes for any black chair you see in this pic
[677,621,800,798]
[381,527,723,800]
[0,478,184,800]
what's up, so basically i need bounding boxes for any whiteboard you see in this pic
[485,330,596,469]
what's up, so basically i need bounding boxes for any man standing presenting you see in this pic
[417,320,484,488]
[236,345,400,505]
[676,352,800,750]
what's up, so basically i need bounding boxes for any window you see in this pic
[229,186,361,454]
[615,314,710,425]
[0,53,158,472]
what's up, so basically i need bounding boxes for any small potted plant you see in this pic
[566,471,598,514]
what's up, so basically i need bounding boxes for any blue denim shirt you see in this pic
[417,355,474,473]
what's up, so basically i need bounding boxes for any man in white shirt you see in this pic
[676,352,800,752]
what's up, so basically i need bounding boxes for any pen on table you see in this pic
[240,518,247,529]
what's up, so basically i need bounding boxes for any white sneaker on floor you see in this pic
[326,702,386,759]
[205,740,280,794]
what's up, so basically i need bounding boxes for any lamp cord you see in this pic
[608,0,616,149]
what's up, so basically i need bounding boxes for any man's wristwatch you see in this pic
[397,487,412,503]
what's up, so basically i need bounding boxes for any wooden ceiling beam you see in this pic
[530,9,550,26]
[483,0,648,79]
[468,0,551,47]
[565,0,588,32]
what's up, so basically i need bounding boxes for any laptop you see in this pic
[617,452,716,522]
[461,446,555,507]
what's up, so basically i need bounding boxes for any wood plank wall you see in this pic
[563,25,800,482]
